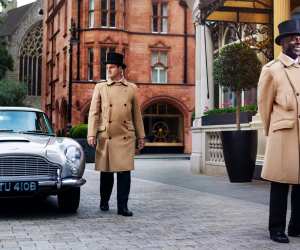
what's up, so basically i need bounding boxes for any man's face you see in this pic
[107,64,122,80]
[281,35,300,58]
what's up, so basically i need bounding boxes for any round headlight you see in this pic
[65,146,81,173]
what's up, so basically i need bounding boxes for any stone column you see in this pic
[274,0,291,57]
[190,0,214,174]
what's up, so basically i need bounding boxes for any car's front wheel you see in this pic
[57,187,80,213]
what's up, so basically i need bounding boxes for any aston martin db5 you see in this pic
[0,107,86,212]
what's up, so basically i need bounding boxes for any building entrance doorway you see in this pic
[142,102,184,153]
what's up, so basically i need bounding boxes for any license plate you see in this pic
[0,181,38,193]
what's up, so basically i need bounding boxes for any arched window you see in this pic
[143,102,183,145]
[19,23,43,96]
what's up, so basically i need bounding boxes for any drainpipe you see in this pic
[179,0,188,84]
[76,0,81,80]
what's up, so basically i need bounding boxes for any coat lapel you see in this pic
[278,53,300,93]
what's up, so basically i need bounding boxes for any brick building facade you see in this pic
[42,0,195,153]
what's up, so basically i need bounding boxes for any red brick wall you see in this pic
[43,0,195,153]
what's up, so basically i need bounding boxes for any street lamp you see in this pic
[67,18,79,129]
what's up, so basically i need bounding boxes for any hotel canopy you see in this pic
[197,0,272,24]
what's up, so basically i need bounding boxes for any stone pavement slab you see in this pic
[0,160,298,249]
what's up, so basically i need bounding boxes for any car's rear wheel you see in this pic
[57,187,80,213]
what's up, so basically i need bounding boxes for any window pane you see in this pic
[19,55,23,81]
[101,0,107,10]
[32,56,37,96]
[100,48,108,79]
[160,52,167,66]
[101,64,106,79]
[160,69,167,83]
[162,3,168,16]
[37,56,42,96]
[110,12,116,27]
[161,17,168,33]
[101,48,107,61]
[151,52,158,65]
[90,0,94,10]
[88,48,94,80]
[152,3,158,16]
[28,56,32,95]
[152,17,158,32]
[101,12,108,26]
[110,0,115,10]
[89,12,94,27]
[152,68,158,83]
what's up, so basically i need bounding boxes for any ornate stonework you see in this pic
[5,0,43,107]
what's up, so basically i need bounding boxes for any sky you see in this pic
[17,0,36,7]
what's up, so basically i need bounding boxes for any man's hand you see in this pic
[87,136,96,147]
[137,138,145,150]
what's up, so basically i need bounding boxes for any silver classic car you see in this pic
[0,107,86,212]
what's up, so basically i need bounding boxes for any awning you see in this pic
[199,0,272,24]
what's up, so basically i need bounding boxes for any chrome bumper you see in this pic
[38,178,86,188]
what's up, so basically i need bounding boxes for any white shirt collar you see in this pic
[286,55,300,64]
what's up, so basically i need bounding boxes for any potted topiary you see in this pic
[213,43,262,182]
[69,124,95,163]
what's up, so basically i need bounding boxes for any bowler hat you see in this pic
[275,18,300,45]
[103,52,126,69]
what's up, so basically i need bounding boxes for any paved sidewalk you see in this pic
[0,159,299,249]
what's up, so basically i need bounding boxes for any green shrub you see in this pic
[69,124,88,138]
[0,80,27,106]
[204,104,257,116]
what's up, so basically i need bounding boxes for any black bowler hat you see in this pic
[103,52,126,69]
[275,18,300,45]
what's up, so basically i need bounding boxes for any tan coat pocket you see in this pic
[272,120,295,132]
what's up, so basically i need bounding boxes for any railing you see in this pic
[207,132,224,164]
[190,114,265,176]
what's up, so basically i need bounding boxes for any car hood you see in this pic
[0,133,51,156]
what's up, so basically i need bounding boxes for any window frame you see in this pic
[101,0,116,28]
[151,50,168,84]
[88,0,95,28]
[151,0,168,34]
[87,48,94,81]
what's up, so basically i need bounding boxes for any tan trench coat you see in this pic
[87,78,145,172]
[258,53,300,184]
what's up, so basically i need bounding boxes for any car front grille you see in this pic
[0,155,60,178]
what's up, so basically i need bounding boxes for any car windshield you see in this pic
[0,111,54,135]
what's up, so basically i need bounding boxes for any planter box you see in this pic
[201,111,256,126]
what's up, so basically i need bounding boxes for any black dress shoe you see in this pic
[100,203,109,211]
[118,208,133,216]
[270,232,289,243]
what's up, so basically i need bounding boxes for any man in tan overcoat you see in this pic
[87,52,145,216]
[258,18,300,243]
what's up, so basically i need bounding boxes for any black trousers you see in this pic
[100,171,131,209]
[269,182,300,233]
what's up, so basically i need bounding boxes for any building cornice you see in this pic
[79,27,194,38]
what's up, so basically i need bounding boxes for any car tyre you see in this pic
[57,187,80,213]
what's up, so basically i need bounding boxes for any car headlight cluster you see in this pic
[65,146,81,175]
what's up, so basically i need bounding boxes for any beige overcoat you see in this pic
[258,53,300,184]
[87,78,145,172]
